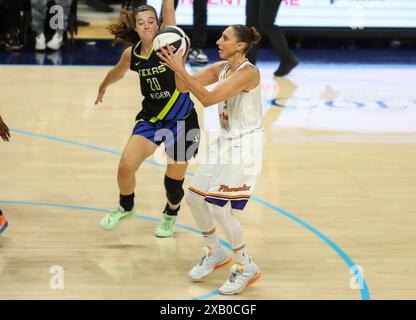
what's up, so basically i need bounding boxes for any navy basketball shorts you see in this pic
[132,109,200,162]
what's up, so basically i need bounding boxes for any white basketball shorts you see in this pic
[189,130,264,210]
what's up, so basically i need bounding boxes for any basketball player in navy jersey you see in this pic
[95,0,200,237]
[0,115,10,235]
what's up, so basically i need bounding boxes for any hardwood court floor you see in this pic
[0,61,415,300]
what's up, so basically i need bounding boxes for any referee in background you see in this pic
[246,0,299,77]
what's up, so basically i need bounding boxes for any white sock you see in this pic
[204,233,220,249]
[233,250,250,265]
[212,202,245,251]
[185,191,214,231]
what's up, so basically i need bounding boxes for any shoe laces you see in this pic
[160,214,175,230]
[229,264,244,283]
[112,206,123,213]
[198,247,212,266]
[110,206,128,219]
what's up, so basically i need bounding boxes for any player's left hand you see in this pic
[157,45,185,73]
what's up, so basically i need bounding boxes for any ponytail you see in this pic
[231,25,262,54]
[249,27,261,46]
[108,5,159,46]
[108,9,139,45]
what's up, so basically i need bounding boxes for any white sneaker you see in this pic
[218,260,261,295]
[35,33,46,51]
[189,246,231,281]
[188,48,209,65]
[47,32,63,51]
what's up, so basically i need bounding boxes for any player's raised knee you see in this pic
[165,175,185,205]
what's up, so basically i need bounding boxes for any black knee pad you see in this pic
[164,175,185,205]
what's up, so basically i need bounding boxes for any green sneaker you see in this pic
[100,205,135,231]
[155,213,177,237]
[155,204,179,237]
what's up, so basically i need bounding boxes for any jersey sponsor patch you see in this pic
[137,65,167,77]
[150,91,172,100]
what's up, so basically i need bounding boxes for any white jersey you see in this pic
[217,61,263,139]
[188,60,264,211]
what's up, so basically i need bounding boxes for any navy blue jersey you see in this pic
[130,41,194,122]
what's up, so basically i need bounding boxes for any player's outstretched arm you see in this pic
[158,47,259,107]
[172,41,226,93]
[174,61,226,93]
[95,47,132,105]
[161,0,176,29]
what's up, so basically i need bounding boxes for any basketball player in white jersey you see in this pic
[157,25,263,295]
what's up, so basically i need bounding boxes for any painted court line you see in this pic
[6,128,370,300]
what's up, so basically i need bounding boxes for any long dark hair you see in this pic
[108,5,159,45]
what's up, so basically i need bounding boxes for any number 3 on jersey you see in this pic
[147,77,162,92]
